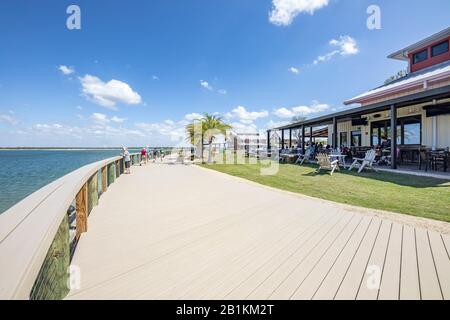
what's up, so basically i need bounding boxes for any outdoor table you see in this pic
[427,151,448,172]
[329,154,348,169]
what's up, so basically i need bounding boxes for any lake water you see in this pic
[0,149,143,214]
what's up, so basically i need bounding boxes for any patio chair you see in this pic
[316,153,340,176]
[419,147,430,172]
[348,149,377,173]
[295,148,312,165]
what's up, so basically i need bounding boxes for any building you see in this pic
[269,27,450,169]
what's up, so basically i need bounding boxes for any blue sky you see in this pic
[0,0,449,147]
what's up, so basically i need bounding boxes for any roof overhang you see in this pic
[344,63,450,105]
[388,27,450,61]
[270,84,450,131]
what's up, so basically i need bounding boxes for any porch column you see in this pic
[391,104,397,169]
[333,117,338,148]
[281,130,285,149]
[310,127,313,143]
[289,129,292,148]
[301,125,306,154]
[432,116,437,150]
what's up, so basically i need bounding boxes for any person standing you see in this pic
[140,147,147,166]
[123,147,131,174]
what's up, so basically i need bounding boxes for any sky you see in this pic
[0,0,449,147]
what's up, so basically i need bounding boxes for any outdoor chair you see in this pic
[316,153,340,176]
[295,148,312,165]
[419,148,431,172]
[348,149,377,173]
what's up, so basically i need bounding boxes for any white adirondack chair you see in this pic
[296,148,312,165]
[316,153,340,175]
[348,149,377,173]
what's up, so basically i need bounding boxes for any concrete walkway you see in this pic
[67,164,450,300]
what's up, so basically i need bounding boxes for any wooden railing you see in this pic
[0,153,141,299]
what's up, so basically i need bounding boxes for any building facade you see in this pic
[270,27,450,169]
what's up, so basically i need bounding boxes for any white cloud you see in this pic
[200,80,228,95]
[90,113,126,124]
[111,116,126,123]
[59,65,75,75]
[230,121,258,134]
[135,120,187,143]
[273,101,330,118]
[79,74,142,110]
[330,35,359,55]
[0,113,18,125]
[185,113,203,121]
[314,36,359,65]
[200,80,213,91]
[91,113,109,124]
[266,119,290,129]
[269,0,329,26]
[289,67,300,74]
[313,50,340,65]
[229,106,269,121]
[152,75,159,80]
[76,105,83,110]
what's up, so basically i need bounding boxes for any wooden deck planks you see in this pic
[334,219,382,300]
[427,231,450,299]
[269,214,355,300]
[378,222,402,300]
[224,213,333,300]
[66,165,450,300]
[356,220,392,300]
[400,225,421,300]
[415,229,442,300]
[292,216,370,300]
[246,213,345,300]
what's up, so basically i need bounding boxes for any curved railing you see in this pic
[0,153,142,299]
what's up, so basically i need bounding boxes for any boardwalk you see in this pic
[67,164,450,300]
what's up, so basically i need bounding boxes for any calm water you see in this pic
[0,149,141,214]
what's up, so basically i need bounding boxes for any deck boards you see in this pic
[357,220,391,300]
[66,164,450,300]
[400,226,421,300]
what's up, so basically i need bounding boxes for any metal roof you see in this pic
[271,84,450,131]
[388,27,450,61]
[344,60,450,105]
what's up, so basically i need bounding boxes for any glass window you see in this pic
[351,131,361,147]
[413,49,428,64]
[340,132,348,147]
[431,41,449,57]
[403,121,421,145]
[371,127,379,146]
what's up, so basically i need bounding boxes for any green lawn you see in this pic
[200,162,450,222]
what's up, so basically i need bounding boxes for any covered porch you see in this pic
[268,85,450,173]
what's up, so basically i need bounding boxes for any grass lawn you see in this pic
[200,162,450,223]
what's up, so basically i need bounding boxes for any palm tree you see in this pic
[186,113,232,163]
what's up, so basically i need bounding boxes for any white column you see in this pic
[432,116,437,150]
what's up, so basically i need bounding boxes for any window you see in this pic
[339,132,348,147]
[403,118,421,145]
[351,131,361,147]
[413,49,428,64]
[371,127,379,146]
[431,40,449,57]
[370,116,421,146]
